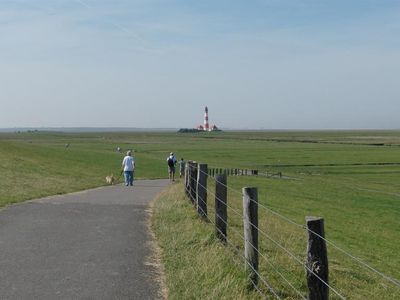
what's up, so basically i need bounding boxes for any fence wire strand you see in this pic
[195,165,400,289]
[188,186,281,299]
[196,178,336,299]
[196,180,341,299]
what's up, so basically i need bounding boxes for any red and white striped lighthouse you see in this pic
[204,106,209,131]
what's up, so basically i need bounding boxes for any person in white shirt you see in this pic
[122,150,135,186]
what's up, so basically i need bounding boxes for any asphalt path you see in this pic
[0,179,170,300]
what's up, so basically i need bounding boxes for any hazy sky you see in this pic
[1,0,399,129]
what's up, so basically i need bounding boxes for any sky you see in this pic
[1,0,400,130]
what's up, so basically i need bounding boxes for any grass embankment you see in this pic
[148,131,400,299]
[152,182,262,299]
[0,140,121,206]
[0,131,167,207]
[153,175,400,299]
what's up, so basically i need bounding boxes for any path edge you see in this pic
[146,187,170,300]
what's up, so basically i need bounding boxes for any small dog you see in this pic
[105,174,115,185]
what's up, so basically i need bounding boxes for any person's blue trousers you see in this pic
[124,171,134,186]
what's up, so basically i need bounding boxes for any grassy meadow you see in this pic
[1,130,399,299]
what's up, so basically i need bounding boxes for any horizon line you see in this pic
[0,127,399,132]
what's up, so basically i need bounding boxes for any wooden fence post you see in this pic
[215,173,227,244]
[187,161,193,199]
[197,164,208,219]
[184,161,189,196]
[185,161,191,197]
[306,217,329,300]
[243,187,259,287]
[190,162,198,203]
[188,161,193,199]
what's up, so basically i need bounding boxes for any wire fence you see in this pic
[182,161,400,299]
[211,171,400,288]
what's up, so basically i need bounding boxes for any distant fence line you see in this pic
[184,161,333,299]
[208,167,283,179]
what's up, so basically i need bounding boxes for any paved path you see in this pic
[0,179,169,300]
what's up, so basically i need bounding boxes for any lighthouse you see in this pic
[204,106,210,131]
[195,106,220,131]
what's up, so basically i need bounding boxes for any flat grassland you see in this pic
[1,130,399,299]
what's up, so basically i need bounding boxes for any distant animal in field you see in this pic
[105,175,115,185]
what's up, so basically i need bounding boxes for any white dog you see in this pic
[105,174,115,185]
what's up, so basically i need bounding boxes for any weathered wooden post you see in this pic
[184,162,187,190]
[191,163,196,202]
[185,161,191,197]
[243,187,259,287]
[188,161,193,199]
[306,217,329,300]
[215,173,227,244]
[197,164,208,219]
[189,162,198,203]
[189,161,195,200]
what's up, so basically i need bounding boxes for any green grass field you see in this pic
[1,130,399,299]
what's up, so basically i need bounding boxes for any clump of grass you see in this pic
[151,182,263,299]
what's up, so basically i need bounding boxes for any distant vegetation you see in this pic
[178,128,201,133]
[178,128,222,133]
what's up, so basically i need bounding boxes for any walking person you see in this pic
[122,150,135,186]
[167,152,177,182]
[179,158,185,178]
